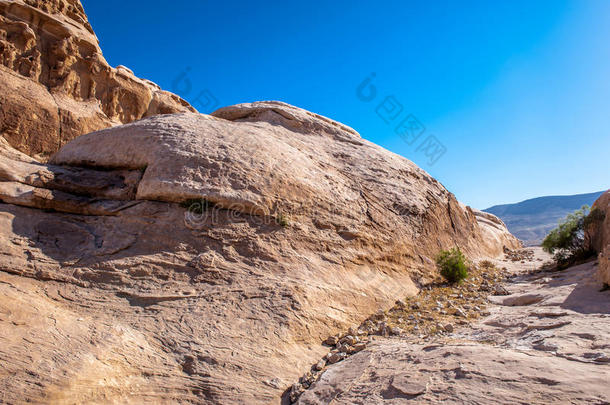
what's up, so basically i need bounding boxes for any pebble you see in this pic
[352,342,366,352]
[454,308,467,317]
[324,336,338,346]
[314,359,326,371]
[339,335,357,345]
[290,383,304,402]
[327,352,346,364]
[299,372,313,383]
[377,321,389,336]
[493,285,509,296]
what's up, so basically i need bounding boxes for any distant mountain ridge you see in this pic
[484,191,607,246]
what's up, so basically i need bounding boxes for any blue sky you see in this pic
[82,0,609,209]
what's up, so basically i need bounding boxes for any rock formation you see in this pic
[0,1,526,403]
[0,99,519,403]
[0,0,194,159]
[588,190,610,285]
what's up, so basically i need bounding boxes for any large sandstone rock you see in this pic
[0,0,194,159]
[587,190,610,285]
[52,102,519,261]
[0,101,519,403]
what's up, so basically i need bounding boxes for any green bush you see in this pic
[542,205,598,268]
[436,247,469,283]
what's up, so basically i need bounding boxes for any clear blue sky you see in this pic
[82,0,609,209]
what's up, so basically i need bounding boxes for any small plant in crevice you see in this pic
[276,212,289,227]
[436,247,469,283]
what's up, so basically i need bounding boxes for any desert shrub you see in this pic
[542,205,597,268]
[542,205,589,254]
[478,259,495,269]
[436,247,469,283]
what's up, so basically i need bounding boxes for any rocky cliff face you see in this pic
[588,190,610,285]
[0,100,519,403]
[0,0,194,159]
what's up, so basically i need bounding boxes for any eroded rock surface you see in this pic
[0,0,194,158]
[0,100,519,403]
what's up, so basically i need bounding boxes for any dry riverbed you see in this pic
[289,248,610,404]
